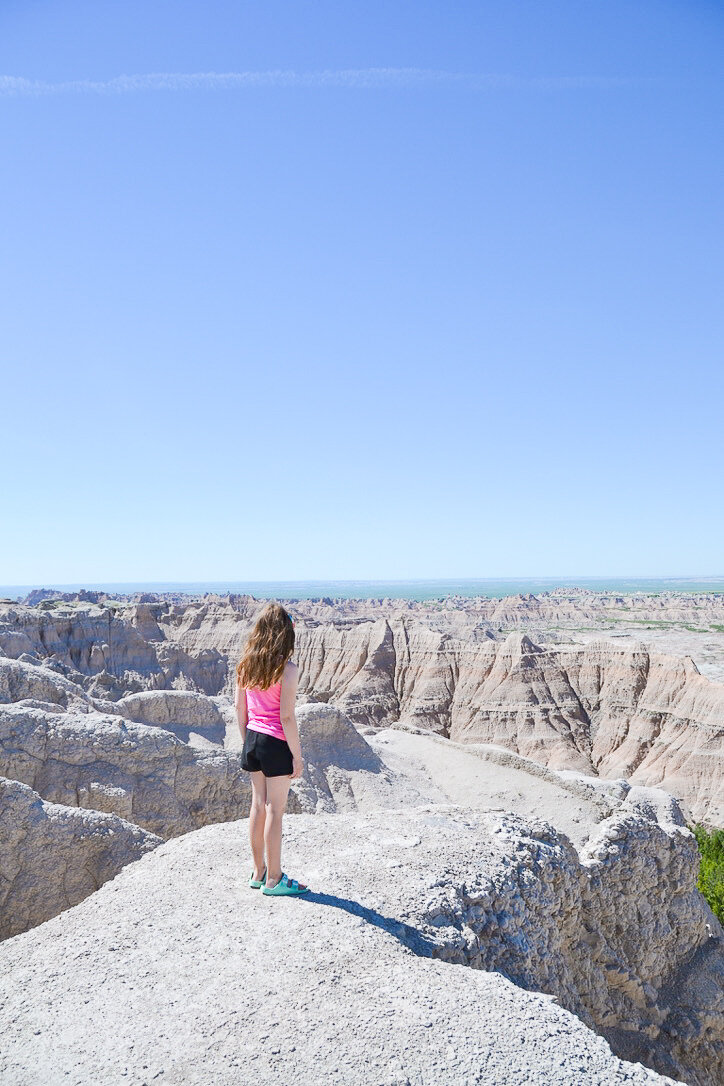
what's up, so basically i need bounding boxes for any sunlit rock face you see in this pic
[0,669,260,839]
[0,596,722,1085]
[0,799,721,1086]
[1,600,722,823]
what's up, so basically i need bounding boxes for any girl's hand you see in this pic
[290,755,304,780]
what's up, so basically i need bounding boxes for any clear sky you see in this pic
[2,1,722,584]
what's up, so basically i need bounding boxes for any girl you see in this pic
[234,601,309,896]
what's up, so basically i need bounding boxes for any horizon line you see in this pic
[3,574,723,589]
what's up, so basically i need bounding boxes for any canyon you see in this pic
[0,589,722,1085]
[1,591,721,824]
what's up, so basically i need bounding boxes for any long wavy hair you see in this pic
[236,601,295,690]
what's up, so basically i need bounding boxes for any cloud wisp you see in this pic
[0,68,643,98]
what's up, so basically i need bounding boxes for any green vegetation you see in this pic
[604,616,677,628]
[691,823,724,923]
[711,624,724,633]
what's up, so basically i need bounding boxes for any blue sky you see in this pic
[2,1,723,584]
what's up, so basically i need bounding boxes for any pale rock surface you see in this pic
[297,625,724,824]
[222,700,433,814]
[116,689,227,746]
[3,803,712,1086]
[1,597,721,1083]
[0,656,96,712]
[368,728,629,847]
[290,703,431,812]
[0,775,160,940]
[2,601,721,824]
[0,602,228,697]
[446,635,724,825]
[0,704,269,837]
[215,694,245,750]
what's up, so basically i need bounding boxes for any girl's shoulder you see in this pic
[279,661,298,699]
[281,657,298,683]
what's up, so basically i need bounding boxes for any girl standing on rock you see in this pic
[235,601,309,897]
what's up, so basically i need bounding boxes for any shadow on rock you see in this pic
[299,890,437,957]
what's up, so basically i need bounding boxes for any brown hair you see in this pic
[236,601,294,690]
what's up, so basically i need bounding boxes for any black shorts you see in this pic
[241,728,293,778]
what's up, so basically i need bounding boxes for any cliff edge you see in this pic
[0,798,721,1086]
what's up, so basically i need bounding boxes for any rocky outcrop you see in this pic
[0,656,98,712]
[296,626,724,824]
[0,704,266,837]
[13,586,724,630]
[0,800,719,1085]
[116,689,227,745]
[0,602,722,823]
[420,792,723,1085]
[447,635,724,825]
[0,598,721,1083]
[294,702,383,772]
[0,775,160,940]
[0,602,228,697]
[0,653,422,831]
[290,703,430,813]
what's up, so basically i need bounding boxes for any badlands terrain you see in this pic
[0,588,722,1085]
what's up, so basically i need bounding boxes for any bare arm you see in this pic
[234,682,248,741]
[280,661,303,778]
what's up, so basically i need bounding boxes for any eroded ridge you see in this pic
[407,797,722,1086]
[1,599,722,823]
[1,803,706,1086]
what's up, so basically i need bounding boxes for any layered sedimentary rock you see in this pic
[445,634,724,825]
[1,595,722,1083]
[13,585,724,629]
[0,601,722,823]
[298,624,724,824]
[0,655,99,711]
[0,601,229,698]
[0,775,160,939]
[0,799,720,1085]
[0,702,262,838]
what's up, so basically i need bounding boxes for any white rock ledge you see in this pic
[1,799,720,1086]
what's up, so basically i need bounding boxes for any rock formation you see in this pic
[13,585,724,632]
[0,701,262,838]
[0,775,160,939]
[446,634,724,826]
[1,600,722,824]
[116,689,227,746]
[290,703,430,813]
[294,627,724,824]
[0,800,720,1085]
[0,655,99,711]
[0,592,723,1084]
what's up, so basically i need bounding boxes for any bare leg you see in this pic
[264,775,305,889]
[249,772,267,880]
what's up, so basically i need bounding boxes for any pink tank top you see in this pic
[245,680,285,741]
